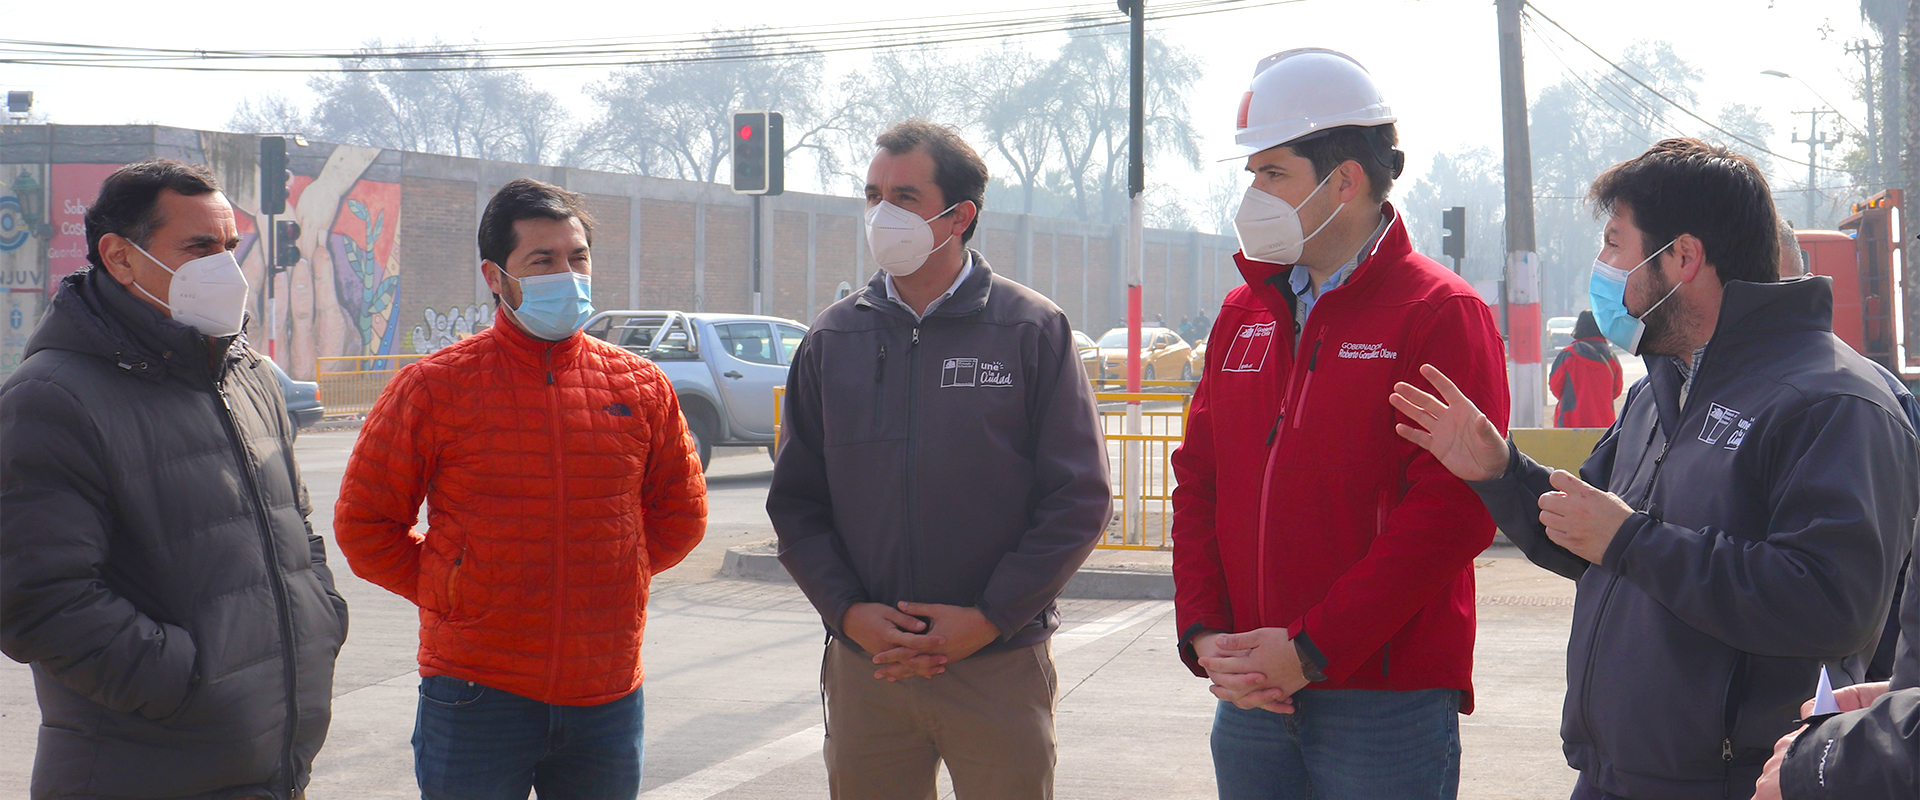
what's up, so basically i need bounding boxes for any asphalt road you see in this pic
[0,430,1581,800]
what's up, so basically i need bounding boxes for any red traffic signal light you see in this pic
[739,124,754,140]
[730,111,784,196]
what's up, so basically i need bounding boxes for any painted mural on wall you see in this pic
[0,163,59,380]
[412,303,492,354]
[200,134,404,381]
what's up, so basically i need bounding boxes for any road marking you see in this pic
[637,601,1172,800]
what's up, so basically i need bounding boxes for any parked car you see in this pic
[1073,330,1101,381]
[584,310,807,469]
[1545,315,1578,360]
[266,358,324,438]
[1094,326,1195,383]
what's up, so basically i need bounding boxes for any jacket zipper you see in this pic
[904,326,921,602]
[544,344,569,699]
[1577,433,1671,755]
[1253,333,1323,627]
[1720,653,1748,798]
[215,373,299,794]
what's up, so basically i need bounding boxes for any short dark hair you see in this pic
[477,178,595,269]
[1588,138,1779,285]
[1283,124,1404,204]
[85,159,221,269]
[875,120,988,243]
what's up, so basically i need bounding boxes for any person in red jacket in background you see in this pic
[1170,48,1510,800]
[1549,309,1623,428]
[335,179,707,800]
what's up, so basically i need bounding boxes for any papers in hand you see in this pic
[1811,665,1841,716]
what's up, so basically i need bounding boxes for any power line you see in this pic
[1522,0,1849,175]
[0,0,1305,73]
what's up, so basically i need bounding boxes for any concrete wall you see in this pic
[0,124,1237,381]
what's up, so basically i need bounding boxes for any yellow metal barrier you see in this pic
[1096,391,1189,550]
[1510,427,1606,472]
[772,385,784,458]
[315,354,427,417]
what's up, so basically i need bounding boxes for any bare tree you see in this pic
[584,29,833,184]
[1046,28,1203,224]
[227,93,311,135]
[969,44,1058,215]
[820,50,968,192]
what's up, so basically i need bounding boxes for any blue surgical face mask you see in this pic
[501,268,593,341]
[1588,240,1678,356]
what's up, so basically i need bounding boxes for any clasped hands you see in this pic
[1194,628,1312,714]
[839,601,1001,682]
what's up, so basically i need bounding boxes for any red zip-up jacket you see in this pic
[1549,336,1623,428]
[1170,205,1509,711]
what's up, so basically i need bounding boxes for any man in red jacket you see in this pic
[1549,310,1623,428]
[1171,48,1510,799]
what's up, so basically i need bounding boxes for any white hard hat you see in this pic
[1231,48,1397,158]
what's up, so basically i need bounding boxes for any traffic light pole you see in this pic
[751,195,763,315]
[1497,0,1543,428]
[265,211,276,360]
[1122,0,1145,544]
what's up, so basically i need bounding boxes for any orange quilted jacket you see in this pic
[335,311,707,705]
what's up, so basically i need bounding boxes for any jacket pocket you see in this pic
[445,543,469,619]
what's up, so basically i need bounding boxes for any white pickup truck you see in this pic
[584,310,808,470]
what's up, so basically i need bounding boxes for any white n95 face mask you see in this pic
[129,242,251,338]
[865,200,960,277]
[1233,171,1345,265]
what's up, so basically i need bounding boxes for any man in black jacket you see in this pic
[767,120,1110,799]
[0,160,347,800]
[1388,139,1919,800]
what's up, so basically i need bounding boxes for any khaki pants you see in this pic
[822,639,1058,800]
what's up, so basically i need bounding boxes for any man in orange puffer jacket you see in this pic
[335,179,707,800]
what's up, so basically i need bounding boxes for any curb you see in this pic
[720,541,1174,600]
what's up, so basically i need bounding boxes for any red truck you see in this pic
[1799,190,1917,385]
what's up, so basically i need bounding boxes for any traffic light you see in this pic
[260,136,290,215]
[1441,205,1466,261]
[730,111,784,196]
[274,220,301,268]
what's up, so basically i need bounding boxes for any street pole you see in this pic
[1497,0,1543,428]
[1791,108,1838,226]
[751,194,763,315]
[1847,40,1881,188]
[1124,0,1145,543]
[265,212,276,360]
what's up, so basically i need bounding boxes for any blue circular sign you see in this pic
[0,195,26,253]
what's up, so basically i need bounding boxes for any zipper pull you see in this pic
[1308,338,1323,370]
[1721,738,1733,762]
[1266,411,1285,446]
[912,327,920,347]
[876,344,888,382]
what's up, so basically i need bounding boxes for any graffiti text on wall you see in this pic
[412,303,492,354]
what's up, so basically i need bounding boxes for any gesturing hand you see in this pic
[841,602,947,682]
[1390,363,1508,483]
[1538,469,1635,564]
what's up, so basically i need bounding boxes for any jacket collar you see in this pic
[26,267,247,384]
[1641,276,1835,430]
[486,304,587,365]
[1235,202,1409,324]
[856,249,995,321]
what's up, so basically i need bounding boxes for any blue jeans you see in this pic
[1211,688,1462,800]
[413,675,644,800]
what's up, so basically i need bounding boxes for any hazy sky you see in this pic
[2,0,1875,201]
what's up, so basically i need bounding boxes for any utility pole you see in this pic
[1121,0,1146,543]
[1847,39,1882,188]
[1496,0,1542,428]
[1791,108,1840,227]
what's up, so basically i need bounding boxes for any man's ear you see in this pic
[96,233,139,287]
[1672,234,1707,284]
[1337,161,1367,204]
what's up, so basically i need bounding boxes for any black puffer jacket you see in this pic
[0,268,346,800]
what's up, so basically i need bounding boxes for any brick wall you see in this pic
[398,175,479,351]
[580,193,630,313]
[638,199,696,310]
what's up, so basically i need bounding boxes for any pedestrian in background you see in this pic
[0,159,347,800]
[1548,310,1623,428]
[1172,48,1510,800]
[767,119,1110,800]
[334,178,706,800]
[1394,138,1919,800]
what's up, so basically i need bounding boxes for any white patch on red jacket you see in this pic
[1222,322,1277,373]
